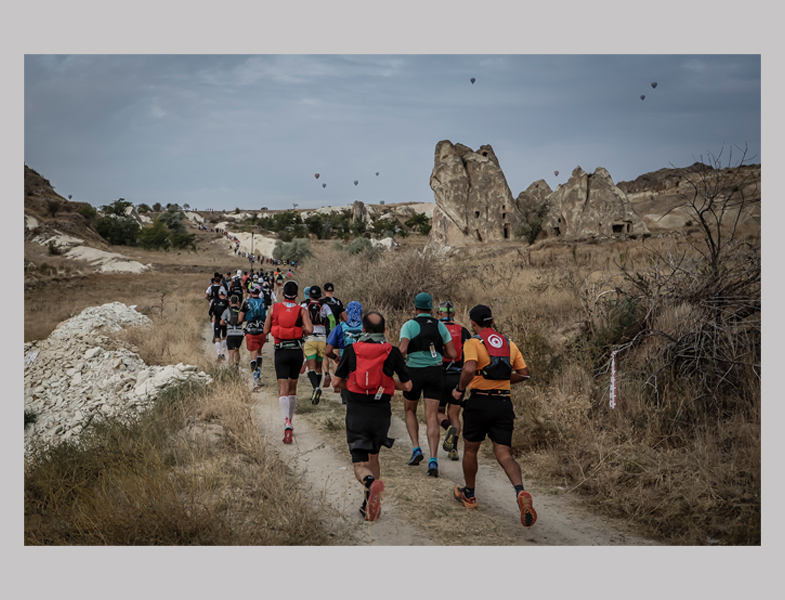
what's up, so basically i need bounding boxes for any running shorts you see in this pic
[245,333,266,352]
[345,401,394,463]
[274,347,304,380]
[213,322,227,340]
[440,371,461,407]
[402,365,443,402]
[303,338,326,361]
[226,335,244,350]
[461,391,515,447]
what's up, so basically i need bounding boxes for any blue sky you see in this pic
[24,53,760,212]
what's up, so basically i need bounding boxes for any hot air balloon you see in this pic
[354,180,359,186]
[375,172,379,176]
[470,77,476,84]
[554,170,559,177]
[651,82,658,89]
[314,173,320,179]
[322,183,326,188]
[640,95,646,101]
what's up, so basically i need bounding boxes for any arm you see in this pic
[262,309,273,337]
[398,337,409,358]
[443,340,457,360]
[325,343,338,361]
[511,367,530,385]
[301,307,314,336]
[395,379,413,392]
[452,360,477,400]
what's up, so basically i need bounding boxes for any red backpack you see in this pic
[271,302,304,343]
[442,321,465,364]
[347,341,396,397]
[474,328,512,380]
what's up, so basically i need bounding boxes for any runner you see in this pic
[205,272,225,308]
[262,280,314,444]
[301,285,336,405]
[398,292,456,478]
[451,304,536,527]
[209,288,229,361]
[240,284,268,390]
[331,311,412,522]
[220,294,245,367]
[325,301,364,405]
[229,269,245,303]
[437,301,472,461]
[320,282,347,328]
[274,271,285,299]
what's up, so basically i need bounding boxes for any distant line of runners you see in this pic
[204,270,536,529]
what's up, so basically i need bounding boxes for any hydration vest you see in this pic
[347,341,396,397]
[271,302,304,344]
[244,297,267,324]
[340,322,363,348]
[405,316,444,356]
[474,328,512,380]
[441,321,465,366]
[306,300,328,327]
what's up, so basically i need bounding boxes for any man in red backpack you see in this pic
[263,280,313,444]
[451,304,537,528]
[332,311,411,522]
[436,301,472,461]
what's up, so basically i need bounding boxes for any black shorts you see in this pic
[461,391,515,446]
[213,323,227,340]
[226,335,244,350]
[345,401,394,463]
[402,365,443,402]
[274,347,304,380]
[440,371,461,407]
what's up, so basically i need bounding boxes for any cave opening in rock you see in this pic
[475,229,483,242]
[503,226,510,239]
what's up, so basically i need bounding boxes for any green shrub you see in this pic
[138,218,171,250]
[273,238,312,263]
[78,205,97,221]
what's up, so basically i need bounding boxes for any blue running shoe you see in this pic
[427,458,439,477]
[407,447,424,466]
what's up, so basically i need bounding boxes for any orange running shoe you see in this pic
[517,490,537,527]
[453,486,478,509]
[365,480,384,522]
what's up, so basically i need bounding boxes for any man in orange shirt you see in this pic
[451,304,537,527]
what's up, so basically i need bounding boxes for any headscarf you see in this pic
[346,301,363,328]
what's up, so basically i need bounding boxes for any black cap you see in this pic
[469,304,493,326]
[323,282,334,292]
[309,285,322,299]
[283,280,299,299]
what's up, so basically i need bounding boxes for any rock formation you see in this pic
[427,141,522,252]
[24,302,212,458]
[542,167,648,239]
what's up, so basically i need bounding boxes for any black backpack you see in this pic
[307,300,327,327]
[406,316,444,355]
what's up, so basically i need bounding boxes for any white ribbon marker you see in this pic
[609,350,619,409]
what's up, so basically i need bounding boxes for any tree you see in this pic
[513,198,550,244]
[405,212,431,235]
[46,199,61,218]
[183,203,190,210]
[95,215,140,246]
[101,198,133,217]
[138,218,171,250]
[152,202,162,212]
[159,206,187,234]
[273,238,312,263]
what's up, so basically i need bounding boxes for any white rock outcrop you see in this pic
[24,303,213,458]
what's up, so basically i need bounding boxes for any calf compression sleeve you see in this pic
[279,396,289,421]
[288,395,297,420]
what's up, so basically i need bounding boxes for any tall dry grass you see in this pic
[25,280,353,545]
[299,235,760,545]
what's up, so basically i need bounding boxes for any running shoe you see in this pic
[359,498,368,519]
[365,480,384,522]
[427,458,439,477]
[407,447,424,466]
[448,449,459,461]
[443,425,458,452]
[323,375,332,388]
[283,419,293,444]
[311,387,322,405]
[453,486,478,509]
[517,490,537,527]
[252,370,261,390]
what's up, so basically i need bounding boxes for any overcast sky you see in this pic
[24,54,760,212]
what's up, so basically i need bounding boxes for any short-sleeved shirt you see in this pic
[301,301,333,337]
[320,296,345,323]
[335,341,410,406]
[240,298,266,335]
[399,313,453,368]
[462,334,527,392]
[221,307,245,337]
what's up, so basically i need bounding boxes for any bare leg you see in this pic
[404,399,420,448]
[424,398,441,460]
[462,440,482,489]
[492,441,523,487]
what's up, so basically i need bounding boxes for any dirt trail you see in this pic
[204,325,659,546]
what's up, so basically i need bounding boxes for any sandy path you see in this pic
[204,325,659,546]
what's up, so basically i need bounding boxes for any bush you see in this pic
[46,199,61,218]
[138,218,171,250]
[47,241,62,256]
[95,216,140,246]
[514,198,550,244]
[273,238,312,263]
[169,232,196,251]
[78,205,97,221]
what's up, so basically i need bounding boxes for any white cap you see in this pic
[237,270,242,276]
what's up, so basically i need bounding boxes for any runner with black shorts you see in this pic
[398,292,456,478]
[332,311,411,522]
[209,288,229,361]
[220,295,244,367]
[436,301,472,461]
[263,280,313,444]
[451,304,537,527]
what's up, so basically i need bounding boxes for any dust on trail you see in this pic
[204,325,659,546]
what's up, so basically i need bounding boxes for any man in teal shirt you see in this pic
[398,292,457,478]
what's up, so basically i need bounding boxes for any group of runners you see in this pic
[204,273,537,529]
